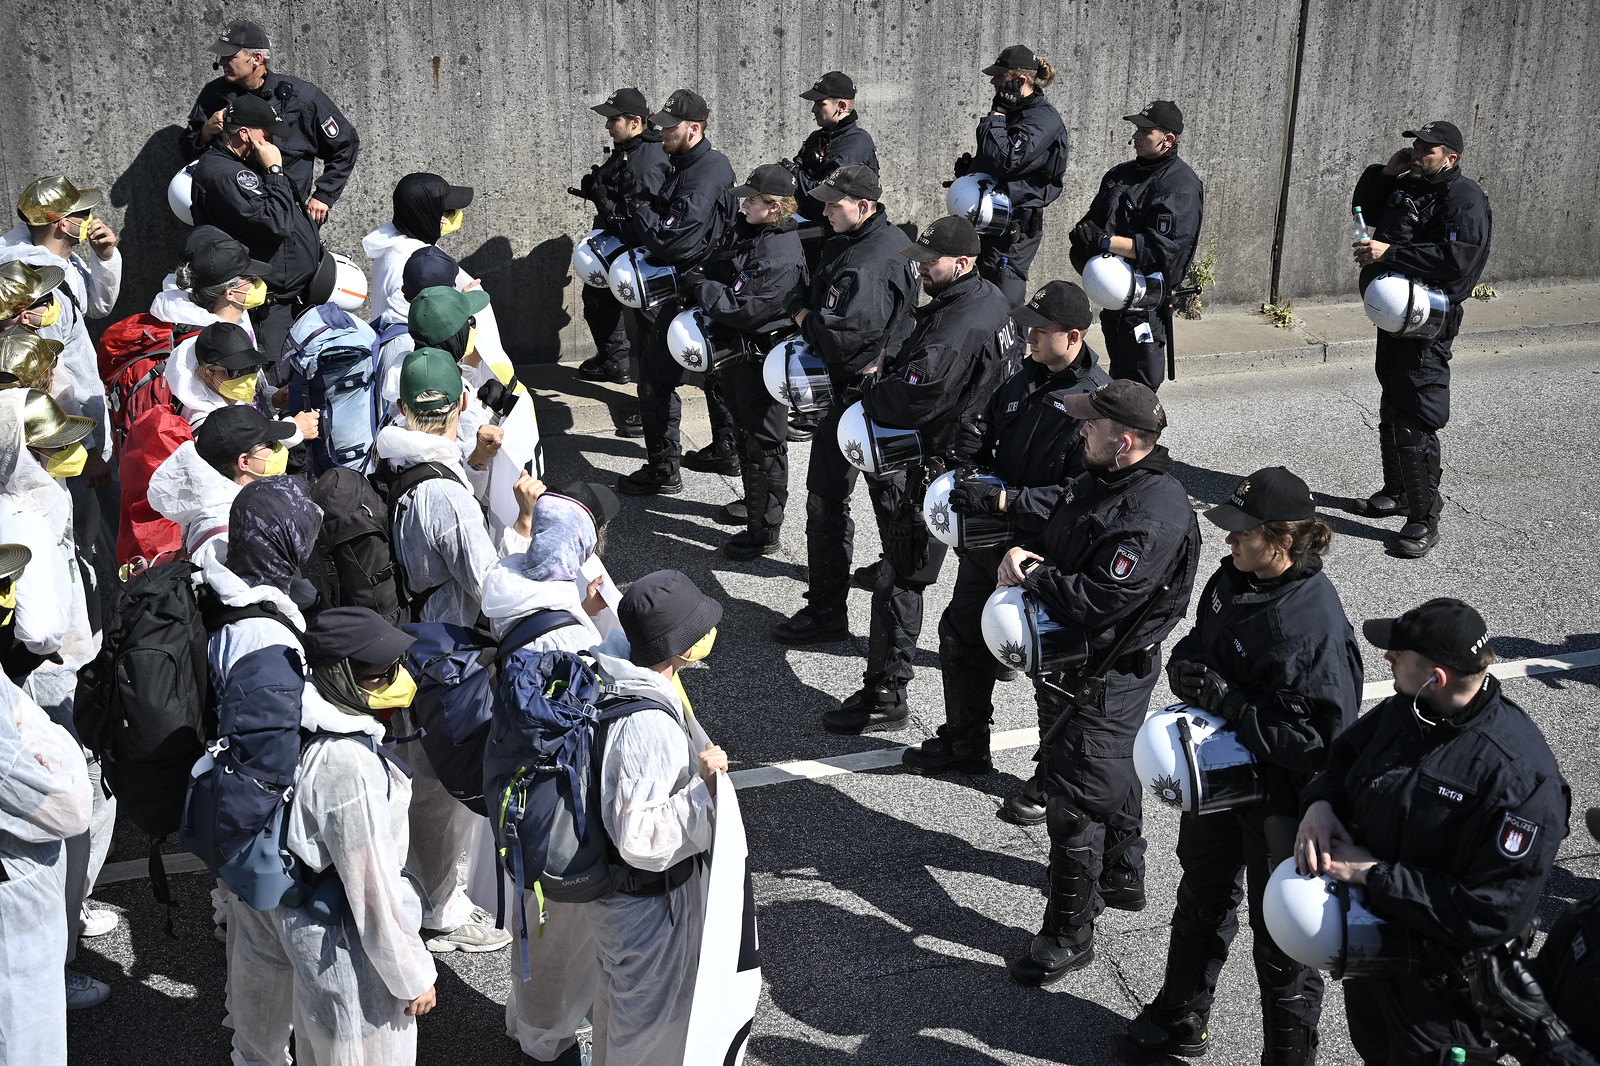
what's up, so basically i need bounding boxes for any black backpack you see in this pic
[371,460,463,621]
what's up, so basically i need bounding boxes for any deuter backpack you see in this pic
[285,304,405,476]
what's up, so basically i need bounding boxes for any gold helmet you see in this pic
[21,389,95,450]
[17,176,103,227]
[0,334,63,389]
[0,261,67,321]
[0,543,30,584]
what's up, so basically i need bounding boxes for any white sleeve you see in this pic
[84,248,123,318]
[0,513,70,655]
[0,684,91,842]
[602,710,715,872]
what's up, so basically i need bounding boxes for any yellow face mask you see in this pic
[61,214,92,242]
[215,369,258,403]
[43,441,88,479]
[365,666,418,710]
[0,582,16,626]
[464,325,477,357]
[31,296,62,329]
[439,209,464,237]
[241,279,268,309]
[670,672,694,718]
[681,626,717,662]
[250,442,289,478]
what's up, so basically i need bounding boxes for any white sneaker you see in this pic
[79,904,119,938]
[422,906,511,953]
[65,969,111,1010]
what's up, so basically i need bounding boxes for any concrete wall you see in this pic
[1,0,1593,363]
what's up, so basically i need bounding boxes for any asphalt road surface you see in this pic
[72,338,1600,1064]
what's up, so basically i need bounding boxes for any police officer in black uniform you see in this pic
[999,379,1199,985]
[616,89,735,496]
[821,216,1019,734]
[1070,101,1204,390]
[1297,598,1569,1066]
[771,164,919,646]
[1349,120,1491,559]
[955,45,1070,305]
[900,280,1108,774]
[792,71,881,241]
[189,94,328,364]
[183,20,359,226]
[575,87,673,389]
[1122,467,1361,1065]
[680,164,808,559]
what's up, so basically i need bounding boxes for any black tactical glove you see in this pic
[1070,219,1109,255]
[949,473,1003,516]
[477,378,519,421]
[1170,660,1234,717]
[1466,946,1574,1062]
[992,76,1025,112]
[577,169,601,202]
[951,417,987,463]
[779,156,801,175]
[883,516,930,576]
[953,152,976,179]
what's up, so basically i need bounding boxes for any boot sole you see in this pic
[616,480,683,497]
[821,713,910,736]
[1006,947,1095,986]
[998,804,1048,827]
[683,461,741,475]
[902,757,995,776]
[1113,1034,1209,1061]
[1395,537,1438,558]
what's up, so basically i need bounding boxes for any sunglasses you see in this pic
[352,660,401,686]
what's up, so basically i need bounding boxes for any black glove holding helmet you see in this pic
[883,515,931,576]
[1070,220,1109,256]
[1169,659,1237,719]
[949,472,1004,517]
[951,416,988,464]
[992,76,1026,113]
[953,152,976,179]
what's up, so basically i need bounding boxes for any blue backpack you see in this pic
[402,609,582,816]
[285,304,408,476]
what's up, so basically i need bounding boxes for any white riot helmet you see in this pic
[1263,858,1397,978]
[168,164,196,226]
[571,229,627,289]
[1361,273,1450,339]
[1133,703,1263,814]
[762,336,833,413]
[1080,253,1164,311]
[837,400,923,474]
[666,307,735,373]
[330,253,368,312]
[945,173,1015,236]
[607,248,677,310]
[922,469,1011,550]
[980,586,1088,676]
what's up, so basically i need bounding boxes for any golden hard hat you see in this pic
[0,334,62,389]
[17,176,103,227]
[0,261,67,320]
[0,543,30,583]
[22,388,95,450]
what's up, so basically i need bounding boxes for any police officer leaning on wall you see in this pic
[182,19,359,227]
[1070,101,1204,390]
[1296,598,1570,1066]
[998,379,1199,985]
[1348,120,1491,559]
[900,280,1108,776]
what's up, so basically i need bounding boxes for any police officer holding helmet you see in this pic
[1070,101,1204,389]
[1121,467,1361,1065]
[1349,120,1491,559]
[997,379,1199,985]
[1297,598,1569,1066]
[901,280,1108,775]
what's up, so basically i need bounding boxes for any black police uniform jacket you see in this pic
[183,72,359,207]
[692,217,808,342]
[1169,556,1362,806]
[584,131,673,233]
[624,137,735,270]
[1020,446,1200,664]
[1303,676,1569,957]
[970,348,1111,535]
[793,114,881,221]
[795,209,920,383]
[1074,152,1204,283]
[861,270,1019,457]
[1353,164,1492,306]
[974,93,1069,212]
[190,141,322,294]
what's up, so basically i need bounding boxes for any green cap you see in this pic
[407,285,490,346]
[398,347,465,412]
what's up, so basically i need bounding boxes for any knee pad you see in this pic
[1046,796,1092,839]
[805,493,840,523]
[1174,880,1233,929]
[1391,425,1431,451]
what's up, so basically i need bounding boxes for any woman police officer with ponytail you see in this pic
[1121,467,1361,1066]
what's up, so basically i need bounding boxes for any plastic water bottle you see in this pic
[1449,1048,1466,1065]
[1351,207,1372,244]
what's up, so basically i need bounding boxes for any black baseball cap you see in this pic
[194,321,269,372]
[1403,120,1464,153]
[401,245,461,301]
[1205,467,1316,531]
[304,606,417,669]
[1364,598,1494,675]
[549,480,620,529]
[1125,100,1184,134]
[210,19,269,55]
[1013,280,1093,330]
[733,164,798,199]
[1063,379,1168,433]
[186,227,271,289]
[651,89,710,127]
[194,403,296,467]
[982,45,1040,76]
[593,88,650,119]
[801,71,857,101]
[902,215,981,261]
[811,163,882,203]
[619,569,723,667]
[225,94,282,130]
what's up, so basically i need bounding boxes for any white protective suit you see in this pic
[145,440,242,566]
[0,677,91,1066]
[476,501,606,1061]
[585,628,713,1066]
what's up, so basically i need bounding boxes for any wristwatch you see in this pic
[266,164,283,176]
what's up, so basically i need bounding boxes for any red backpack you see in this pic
[96,314,199,448]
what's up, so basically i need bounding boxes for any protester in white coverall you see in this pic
[0,674,91,1066]
[478,485,620,1064]
[586,569,726,1066]
[149,225,263,350]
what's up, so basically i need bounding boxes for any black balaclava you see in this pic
[391,172,451,245]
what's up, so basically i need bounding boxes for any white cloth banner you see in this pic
[487,392,543,534]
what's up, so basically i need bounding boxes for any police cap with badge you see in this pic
[1361,119,1464,339]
